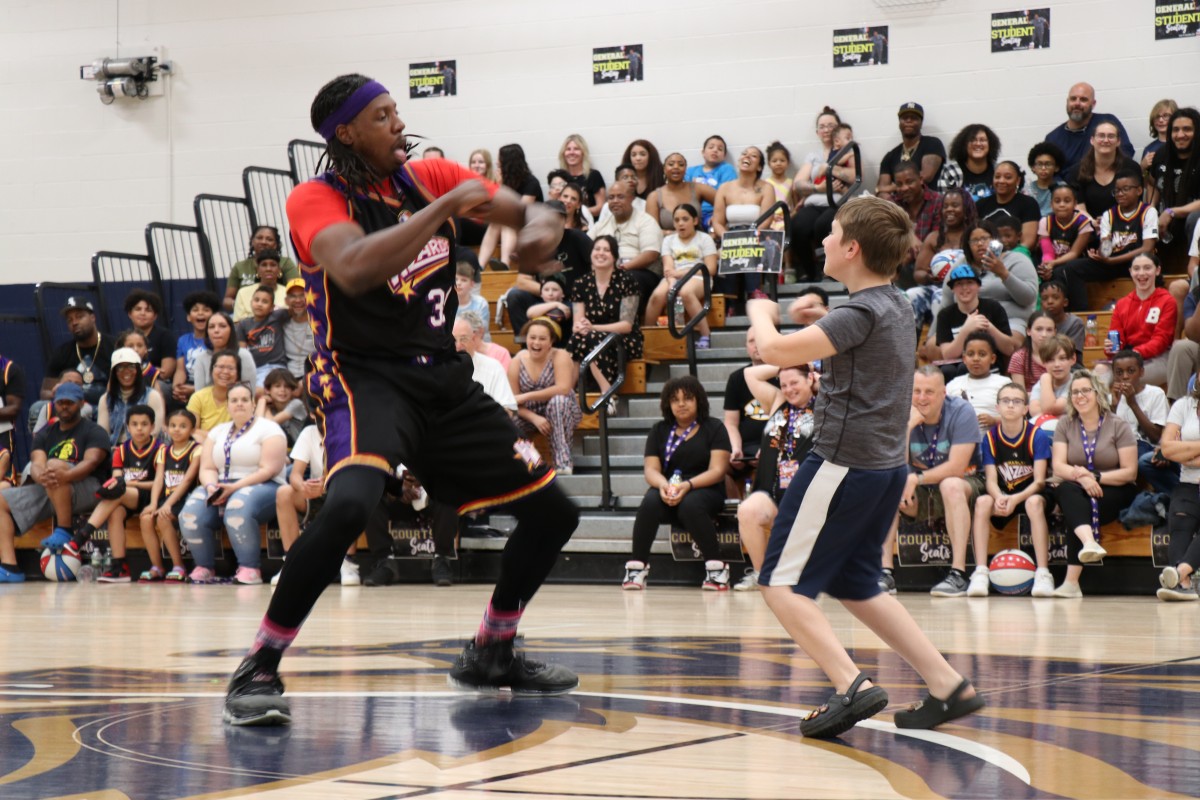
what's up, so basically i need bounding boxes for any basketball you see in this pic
[988,549,1036,595]
[40,548,81,582]
[929,249,962,283]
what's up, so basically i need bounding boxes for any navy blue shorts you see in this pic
[759,453,907,601]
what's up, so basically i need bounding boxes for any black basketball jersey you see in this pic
[113,440,162,483]
[158,441,199,497]
[1105,202,1153,258]
[983,421,1042,495]
[1044,212,1090,258]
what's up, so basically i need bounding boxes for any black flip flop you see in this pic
[800,673,889,739]
[893,677,985,729]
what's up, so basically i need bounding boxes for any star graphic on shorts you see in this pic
[319,374,332,386]
[322,384,334,401]
[305,288,318,307]
[312,355,328,373]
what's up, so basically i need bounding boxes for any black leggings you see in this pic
[788,205,836,280]
[1051,257,1127,315]
[1055,480,1138,564]
[266,466,579,628]
[1167,483,1200,571]
[631,486,724,563]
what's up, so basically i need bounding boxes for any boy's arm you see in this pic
[747,299,837,368]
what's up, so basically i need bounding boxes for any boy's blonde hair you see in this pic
[834,195,912,278]
[1037,333,1075,363]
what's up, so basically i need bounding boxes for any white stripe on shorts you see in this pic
[765,460,849,587]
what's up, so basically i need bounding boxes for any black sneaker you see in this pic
[431,555,453,587]
[448,637,579,695]
[223,652,292,726]
[363,558,399,587]
[878,568,897,595]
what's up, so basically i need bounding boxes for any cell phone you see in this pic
[206,488,223,506]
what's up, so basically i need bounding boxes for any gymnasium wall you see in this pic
[0,0,1196,287]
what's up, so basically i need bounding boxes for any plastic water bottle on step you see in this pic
[673,298,685,329]
[1084,315,1098,348]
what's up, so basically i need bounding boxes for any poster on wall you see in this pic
[832,26,888,68]
[1154,2,1200,40]
[990,9,1051,51]
[408,60,457,99]
[593,45,643,84]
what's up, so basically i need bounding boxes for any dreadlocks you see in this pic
[310,73,386,194]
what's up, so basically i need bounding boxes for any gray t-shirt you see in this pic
[908,395,982,472]
[812,284,915,469]
[283,316,315,378]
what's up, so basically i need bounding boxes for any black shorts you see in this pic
[135,487,153,512]
[309,351,554,514]
[989,490,1056,530]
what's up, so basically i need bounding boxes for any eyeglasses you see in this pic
[1070,387,1095,397]
[1033,160,1057,168]
[816,123,837,131]
[1155,112,1173,120]
[997,397,1026,406]
[1113,185,1141,195]
[1093,134,1118,142]
[968,236,992,245]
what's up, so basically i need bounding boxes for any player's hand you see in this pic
[746,297,778,327]
[449,180,492,217]
[517,205,565,271]
[787,295,827,325]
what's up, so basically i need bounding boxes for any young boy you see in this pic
[747,195,983,739]
[972,382,1055,597]
[453,261,491,340]
[140,408,200,582]
[993,213,1033,260]
[232,250,287,322]
[1038,279,1085,359]
[72,404,163,582]
[685,135,736,228]
[1029,333,1077,421]
[934,264,1018,363]
[946,331,1010,431]
[174,291,222,405]
[1110,349,1178,494]
[124,289,176,381]
[235,286,290,387]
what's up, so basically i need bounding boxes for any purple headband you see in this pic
[317,80,389,142]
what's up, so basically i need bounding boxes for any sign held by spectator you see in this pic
[991,9,1050,51]
[409,61,457,99]
[718,230,784,276]
[832,26,888,68]
[593,44,643,84]
[1154,2,1200,39]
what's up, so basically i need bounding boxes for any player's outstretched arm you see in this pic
[747,298,837,368]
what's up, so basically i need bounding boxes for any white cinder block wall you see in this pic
[0,0,1195,284]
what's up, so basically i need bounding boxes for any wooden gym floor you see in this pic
[0,581,1197,799]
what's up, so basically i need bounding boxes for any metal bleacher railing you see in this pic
[194,194,254,286]
[576,333,626,511]
[242,167,297,261]
[91,251,161,335]
[287,139,325,185]
[145,223,216,335]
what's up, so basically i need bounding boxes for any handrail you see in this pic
[577,332,626,510]
[824,141,863,209]
[666,262,712,378]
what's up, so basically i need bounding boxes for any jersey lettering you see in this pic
[1145,307,1161,325]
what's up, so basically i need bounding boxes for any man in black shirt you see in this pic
[876,102,946,199]
[43,297,113,408]
[0,354,26,485]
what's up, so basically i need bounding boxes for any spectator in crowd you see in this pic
[546,168,568,201]
[1148,107,1200,264]
[123,289,176,381]
[179,382,287,584]
[594,163,647,227]
[645,152,716,234]
[938,124,1001,203]
[930,265,1016,368]
[976,162,1039,250]
[422,146,444,159]
[722,328,774,496]
[522,274,572,328]
[1036,184,1093,282]
[939,219,1038,342]
[256,369,308,448]
[1050,369,1138,597]
[456,305,511,368]
[1109,349,1178,494]
[452,312,516,415]
[713,146,775,295]
[1065,121,1134,220]
[910,188,976,332]
[508,317,581,475]
[233,250,287,322]
[876,102,946,199]
[43,296,113,408]
[139,407,199,583]
[970,382,1056,597]
[361,466,459,588]
[685,134,737,229]
[281,279,314,380]
[623,139,664,201]
[0,353,26,487]
[186,349,241,440]
[588,182,663,307]
[1029,333,1077,422]
[30,371,95,435]
[1157,380,1200,601]
[192,312,256,393]
[644,203,718,347]
[468,148,496,182]
[500,206,588,338]
[1105,254,1176,386]
[762,141,793,229]
[946,331,1009,431]
[224,226,299,312]
[457,149,496,246]
[1142,99,1179,170]
[787,109,844,283]
[1008,310,1056,390]
[890,160,943,287]
[96,347,165,446]
[173,291,221,406]
[236,286,291,387]
[734,363,816,591]
[115,329,161,392]
[453,259,491,338]
[1,383,109,582]
[559,184,590,232]
[623,375,732,591]
[1045,82,1135,174]
[479,144,543,268]
[1027,142,1066,216]
[1039,279,1086,357]
[559,133,606,218]
[567,235,644,407]
[1167,281,1200,401]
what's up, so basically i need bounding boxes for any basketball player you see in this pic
[746,195,984,739]
[223,74,580,726]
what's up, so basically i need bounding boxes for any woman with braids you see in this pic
[222,73,580,727]
[907,187,977,333]
[478,143,543,267]
[222,226,300,313]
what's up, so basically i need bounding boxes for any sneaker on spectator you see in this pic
[1031,568,1055,598]
[39,527,73,552]
[340,558,361,586]
[733,568,758,591]
[702,560,730,591]
[878,568,897,595]
[1158,566,1180,590]
[1052,581,1083,598]
[930,569,969,597]
[1157,585,1198,602]
[138,566,165,583]
[0,564,25,583]
[622,560,649,590]
[98,562,131,583]
[189,566,215,584]
[431,555,453,587]
[165,566,187,583]
[235,567,262,585]
[966,566,989,597]
[696,335,711,350]
[364,558,399,587]
[1078,540,1107,564]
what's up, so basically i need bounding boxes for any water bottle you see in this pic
[1085,315,1098,348]
[78,547,101,583]
[673,297,685,328]
[101,549,112,577]
[668,470,684,497]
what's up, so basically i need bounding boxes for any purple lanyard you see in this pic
[663,421,698,468]
[921,415,943,467]
[779,405,802,461]
[1080,416,1103,537]
[222,416,256,481]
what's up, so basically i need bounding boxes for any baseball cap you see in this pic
[946,264,981,286]
[285,278,306,294]
[898,102,924,119]
[111,347,141,368]
[53,382,86,403]
[60,296,95,316]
